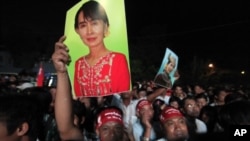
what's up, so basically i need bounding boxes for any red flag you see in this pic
[36,63,44,87]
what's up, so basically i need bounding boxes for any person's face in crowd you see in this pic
[175,93,186,100]
[200,112,210,124]
[96,121,124,141]
[0,121,28,141]
[207,86,214,96]
[183,99,200,118]
[196,97,207,109]
[137,90,147,99]
[174,86,183,94]
[76,11,108,48]
[174,87,186,100]
[138,104,154,121]
[165,58,176,74]
[216,90,229,103]
[121,91,132,99]
[169,101,179,109]
[162,117,189,141]
[194,85,205,95]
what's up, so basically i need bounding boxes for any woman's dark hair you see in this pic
[74,0,109,29]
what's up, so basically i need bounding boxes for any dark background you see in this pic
[1,0,250,82]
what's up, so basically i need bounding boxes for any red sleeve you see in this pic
[111,53,131,93]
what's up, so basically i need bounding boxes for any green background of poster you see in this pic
[63,0,130,98]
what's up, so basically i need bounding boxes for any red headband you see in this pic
[96,108,123,129]
[136,99,152,112]
[160,106,184,123]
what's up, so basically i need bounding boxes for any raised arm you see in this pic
[146,87,167,102]
[52,35,83,140]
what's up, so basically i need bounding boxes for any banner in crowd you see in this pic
[154,48,179,89]
[63,0,131,98]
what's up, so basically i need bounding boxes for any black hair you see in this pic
[22,87,52,114]
[74,0,109,29]
[19,87,55,140]
[169,95,181,106]
[72,99,87,132]
[172,83,184,90]
[218,100,250,130]
[194,93,209,102]
[193,82,207,91]
[199,105,218,133]
[213,86,227,96]
[152,99,165,121]
[73,99,87,118]
[224,92,248,104]
[0,93,41,140]
[179,95,195,109]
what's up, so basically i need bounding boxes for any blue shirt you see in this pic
[132,119,157,141]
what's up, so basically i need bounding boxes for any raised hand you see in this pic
[51,36,70,73]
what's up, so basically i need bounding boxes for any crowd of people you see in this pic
[1,0,250,140]
[0,67,250,141]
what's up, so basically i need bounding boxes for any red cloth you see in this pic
[136,99,152,112]
[74,52,130,97]
[96,108,123,129]
[160,106,184,123]
[36,63,44,87]
[166,89,173,96]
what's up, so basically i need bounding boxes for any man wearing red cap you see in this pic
[157,106,189,141]
[132,99,157,141]
[95,106,131,141]
[111,88,166,138]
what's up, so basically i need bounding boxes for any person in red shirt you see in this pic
[55,0,130,97]
[73,1,130,97]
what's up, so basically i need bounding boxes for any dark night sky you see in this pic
[1,0,250,71]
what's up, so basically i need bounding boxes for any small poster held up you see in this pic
[154,48,179,89]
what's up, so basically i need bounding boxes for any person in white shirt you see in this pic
[111,88,167,138]
[180,96,207,135]
[132,99,157,141]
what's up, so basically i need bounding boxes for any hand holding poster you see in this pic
[154,48,179,89]
[63,0,131,98]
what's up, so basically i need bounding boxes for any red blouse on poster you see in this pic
[74,52,130,97]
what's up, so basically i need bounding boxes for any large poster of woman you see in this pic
[63,0,131,98]
[154,48,179,89]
